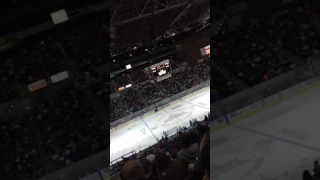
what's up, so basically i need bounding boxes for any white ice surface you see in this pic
[211,84,320,180]
[110,88,210,162]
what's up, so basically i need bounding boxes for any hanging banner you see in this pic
[28,79,47,92]
[51,71,69,83]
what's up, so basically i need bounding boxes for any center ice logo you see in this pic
[158,110,193,126]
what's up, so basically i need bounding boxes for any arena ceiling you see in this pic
[110,0,210,50]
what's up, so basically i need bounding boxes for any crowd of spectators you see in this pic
[10,36,66,85]
[212,22,296,86]
[0,10,110,180]
[192,62,210,81]
[174,69,201,89]
[128,70,150,83]
[110,69,149,94]
[0,56,17,103]
[110,79,117,94]
[34,85,107,170]
[302,162,320,180]
[58,15,108,72]
[250,6,320,60]
[0,113,44,180]
[110,99,124,122]
[121,89,146,114]
[140,83,164,105]
[111,116,210,180]
[157,78,184,97]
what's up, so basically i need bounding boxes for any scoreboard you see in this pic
[149,59,172,82]
[200,45,210,56]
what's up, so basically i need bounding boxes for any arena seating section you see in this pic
[0,57,17,103]
[110,57,212,122]
[2,1,320,179]
[112,3,320,180]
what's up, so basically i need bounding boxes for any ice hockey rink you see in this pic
[211,81,320,180]
[110,87,210,162]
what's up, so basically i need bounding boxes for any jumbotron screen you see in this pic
[149,59,172,82]
[200,45,210,56]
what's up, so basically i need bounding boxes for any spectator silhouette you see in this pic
[314,161,320,174]
[155,152,190,180]
[303,170,313,180]
[178,132,199,164]
[193,130,210,180]
[199,130,210,180]
[140,158,158,180]
[314,173,320,180]
[122,160,145,180]
[196,124,210,145]
[315,161,320,180]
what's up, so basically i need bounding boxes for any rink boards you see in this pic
[110,87,210,134]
